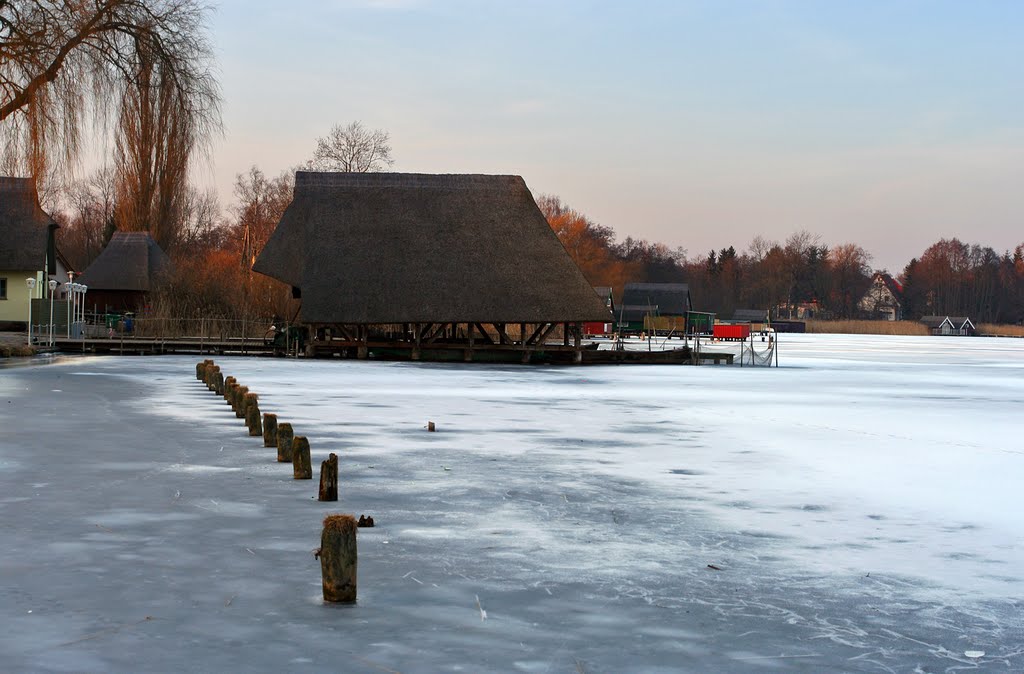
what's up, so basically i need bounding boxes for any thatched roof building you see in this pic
[0,177,59,274]
[253,172,611,325]
[77,231,172,311]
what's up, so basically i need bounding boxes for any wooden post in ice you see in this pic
[427,421,435,432]
[234,386,249,418]
[319,514,357,603]
[214,370,225,396]
[276,423,294,463]
[292,436,312,479]
[223,377,236,402]
[244,394,262,436]
[319,453,338,501]
[196,359,213,380]
[263,413,278,448]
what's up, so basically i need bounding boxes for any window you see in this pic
[0,277,7,299]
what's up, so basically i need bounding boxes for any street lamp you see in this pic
[25,277,37,345]
[79,284,88,335]
[66,271,74,338]
[48,279,58,346]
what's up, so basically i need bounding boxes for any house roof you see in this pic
[76,231,172,291]
[732,308,768,322]
[253,172,612,324]
[949,317,975,329]
[920,315,954,328]
[620,283,691,316]
[873,272,904,299]
[0,177,58,271]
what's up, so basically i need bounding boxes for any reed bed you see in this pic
[978,323,1024,337]
[803,320,928,336]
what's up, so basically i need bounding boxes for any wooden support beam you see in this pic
[424,322,449,344]
[473,323,495,345]
[533,322,560,346]
[495,323,511,345]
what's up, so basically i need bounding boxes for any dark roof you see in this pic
[949,316,975,328]
[732,308,768,322]
[77,231,172,291]
[253,172,612,324]
[920,315,954,328]
[621,283,691,316]
[0,177,58,271]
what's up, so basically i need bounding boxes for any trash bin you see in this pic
[105,313,121,330]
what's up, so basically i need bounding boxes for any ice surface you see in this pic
[1,335,1022,672]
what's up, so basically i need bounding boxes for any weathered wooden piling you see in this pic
[318,453,338,501]
[318,514,357,603]
[263,413,278,448]
[427,421,436,432]
[205,365,220,391]
[292,436,312,479]
[234,386,249,418]
[196,359,213,380]
[225,379,237,399]
[214,370,225,395]
[276,423,294,463]
[245,399,263,437]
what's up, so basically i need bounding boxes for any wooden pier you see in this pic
[51,336,276,356]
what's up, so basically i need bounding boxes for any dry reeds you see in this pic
[803,320,928,336]
[978,323,1024,337]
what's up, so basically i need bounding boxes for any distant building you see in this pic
[921,315,976,336]
[618,283,693,334]
[859,272,904,321]
[0,177,67,330]
[76,231,172,312]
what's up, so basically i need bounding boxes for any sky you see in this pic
[206,0,1024,273]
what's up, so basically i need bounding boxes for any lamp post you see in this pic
[66,271,74,338]
[25,277,37,345]
[79,284,88,336]
[48,279,58,346]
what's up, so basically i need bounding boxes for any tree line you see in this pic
[540,195,1024,324]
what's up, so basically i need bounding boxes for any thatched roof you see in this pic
[0,177,58,271]
[253,172,612,324]
[77,231,172,291]
[621,283,692,316]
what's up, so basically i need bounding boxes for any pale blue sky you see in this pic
[208,0,1023,272]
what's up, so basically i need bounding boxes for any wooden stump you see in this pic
[246,402,263,437]
[214,371,225,396]
[196,360,213,380]
[318,453,338,501]
[427,421,436,432]
[276,423,294,463]
[292,436,312,479]
[263,413,278,448]
[319,514,357,603]
[205,365,220,391]
[223,376,236,400]
[234,386,249,418]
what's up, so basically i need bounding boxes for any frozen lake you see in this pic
[1,334,1022,672]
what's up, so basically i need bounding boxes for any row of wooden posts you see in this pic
[196,359,355,603]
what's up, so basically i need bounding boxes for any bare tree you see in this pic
[308,121,394,172]
[0,0,221,182]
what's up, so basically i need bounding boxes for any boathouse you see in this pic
[617,283,693,335]
[252,172,612,362]
[76,231,172,312]
[584,286,614,336]
[920,315,976,336]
